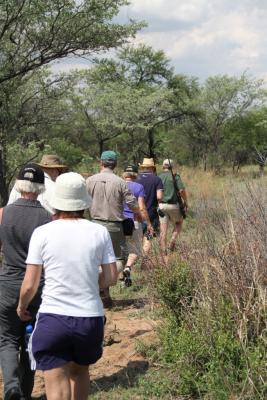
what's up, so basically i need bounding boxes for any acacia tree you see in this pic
[183,74,264,171]
[0,70,74,203]
[0,0,141,84]
[90,44,173,87]
[0,0,142,204]
[85,46,197,158]
[69,75,174,159]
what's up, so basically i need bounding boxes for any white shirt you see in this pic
[8,173,55,214]
[26,219,116,317]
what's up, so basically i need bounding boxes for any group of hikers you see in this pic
[0,151,188,400]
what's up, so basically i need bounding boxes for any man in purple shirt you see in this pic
[136,158,164,256]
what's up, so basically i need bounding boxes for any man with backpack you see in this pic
[158,159,188,253]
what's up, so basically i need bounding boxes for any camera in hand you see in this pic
[157,206,165,218]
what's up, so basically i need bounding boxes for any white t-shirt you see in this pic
[26,219,116,317]
[8,173,55,214]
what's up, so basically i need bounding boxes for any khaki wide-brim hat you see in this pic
[139,158,156,168]
[37,154,67,169]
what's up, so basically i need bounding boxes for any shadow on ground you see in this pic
[111,298,148,309]
[90,360,149,394]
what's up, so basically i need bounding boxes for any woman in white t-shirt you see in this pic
[17,172,117,400]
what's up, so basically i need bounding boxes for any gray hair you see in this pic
[14,180,45,195]
[122,171,137,180]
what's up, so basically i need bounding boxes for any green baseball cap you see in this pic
[100,150,117,161]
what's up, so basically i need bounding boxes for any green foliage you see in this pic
[45,138,84,168]
[0,0,142,84]
[151,260,194,323]
[6,141,43,185]
[70,72,175,159]
[117,44,174,86]
[0,0,143,204]
[153,291,266,399]
[181,73,265,171]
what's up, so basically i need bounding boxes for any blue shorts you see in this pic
[30,313,104,371]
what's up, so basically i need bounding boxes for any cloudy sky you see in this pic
[52,0,267,81]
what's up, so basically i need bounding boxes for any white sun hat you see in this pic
[50,172,92,211]
[163,159,174,167]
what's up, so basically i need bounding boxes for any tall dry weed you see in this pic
[148,173,267,398]
[183,179,266,329]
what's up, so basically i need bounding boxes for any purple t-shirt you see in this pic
[136,172,164,220]
[123,181,145,219]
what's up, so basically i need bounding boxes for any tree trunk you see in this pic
[98,139,104,158]
[0,135,9,206]
[203,153,207,171]
[147,128,155,159]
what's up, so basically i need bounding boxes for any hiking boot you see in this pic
[168,242,176,252]
[123,267,132,287]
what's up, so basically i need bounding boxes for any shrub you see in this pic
[151,260,194,323]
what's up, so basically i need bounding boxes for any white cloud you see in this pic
[52,1,267,81]
[129,0,213,22]
[50,61,91,74]
[127,0,267,79]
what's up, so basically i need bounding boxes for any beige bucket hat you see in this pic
[37,154,67,169]
[139,158,156,168]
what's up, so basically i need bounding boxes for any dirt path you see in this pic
[0,298,157,399]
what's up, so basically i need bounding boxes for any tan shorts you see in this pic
[126,221,143,257]
[158,203,183,224]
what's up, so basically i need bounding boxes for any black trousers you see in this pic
[0,280,41,399]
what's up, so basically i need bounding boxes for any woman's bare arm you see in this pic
[99,262,117,288]
[17,264,42,321]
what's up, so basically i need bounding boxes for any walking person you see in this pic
[0,164,51,400]
[17,172,117,400]
[158,159,188,253]
[136,158,164,256]
[86,151,139,305]
[122,165,153,286]
[8,154,67,214]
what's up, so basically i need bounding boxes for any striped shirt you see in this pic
[0,198,50,281]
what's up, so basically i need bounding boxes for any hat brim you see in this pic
[37,163,67,169]
[139,164,156,168]
[49,196,92,211]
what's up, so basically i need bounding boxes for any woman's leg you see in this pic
[44,365,71,400]
[69,362,90,400]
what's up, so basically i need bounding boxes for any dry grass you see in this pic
[146,170,267,399]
